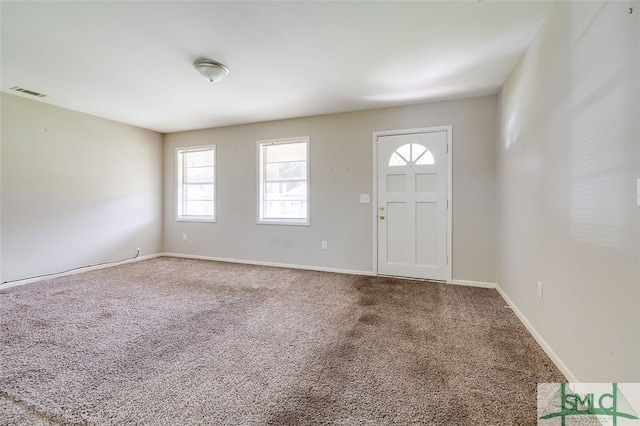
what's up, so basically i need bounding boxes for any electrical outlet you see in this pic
[136,248,141,255]
[322,241,328,250]
[537,281,543,299]
[183,233,187,241]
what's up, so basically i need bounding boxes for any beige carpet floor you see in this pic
[0,257,564,425]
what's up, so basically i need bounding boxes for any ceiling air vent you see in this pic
[10,86,47,98]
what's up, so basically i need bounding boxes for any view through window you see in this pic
[258,137,309,225]
[176,146,215,222]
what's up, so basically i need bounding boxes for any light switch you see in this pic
[360,194,370,204]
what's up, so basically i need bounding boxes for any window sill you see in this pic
[257,219,309,226]
[176,216,216,223]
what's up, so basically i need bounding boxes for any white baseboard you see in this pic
[449,279,497,289]
[161,252,375,277]
[0,253,162,290]
[495,284,577,383]
[1,253,499,291]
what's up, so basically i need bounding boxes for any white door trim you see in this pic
[372,126,452,282]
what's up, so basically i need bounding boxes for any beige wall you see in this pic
[497,2,639,381]
[1,93,496,284]
[164,96,497,282]
[1,93,163,283]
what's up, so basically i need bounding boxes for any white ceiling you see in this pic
[1,1,555,134]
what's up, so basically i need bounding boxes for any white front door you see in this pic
[376,130,449,281]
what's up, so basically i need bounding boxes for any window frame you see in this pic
[175,145,216,223]
[257,136,310,226]
[389,143,435,167]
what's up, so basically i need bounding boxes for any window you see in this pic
[258,137,309,225]
[389,143,434,166]
[176,146,215,222]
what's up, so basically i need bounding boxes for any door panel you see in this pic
[377,130,448,281]
[387,174,406,193]
[415,202,437,266]
[386,202,407,264]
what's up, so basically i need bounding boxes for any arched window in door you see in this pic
[388,143,435,166]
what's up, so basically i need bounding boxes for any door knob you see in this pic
[379,215,385,220]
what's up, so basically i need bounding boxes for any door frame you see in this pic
[372,126,452,282]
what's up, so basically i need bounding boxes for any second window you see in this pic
[258,137,309,225]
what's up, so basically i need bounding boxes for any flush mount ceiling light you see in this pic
[194,59,229,83]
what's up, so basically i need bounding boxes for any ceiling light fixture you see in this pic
[194,59,229,83]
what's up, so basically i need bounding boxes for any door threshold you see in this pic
[376,273,446,284]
